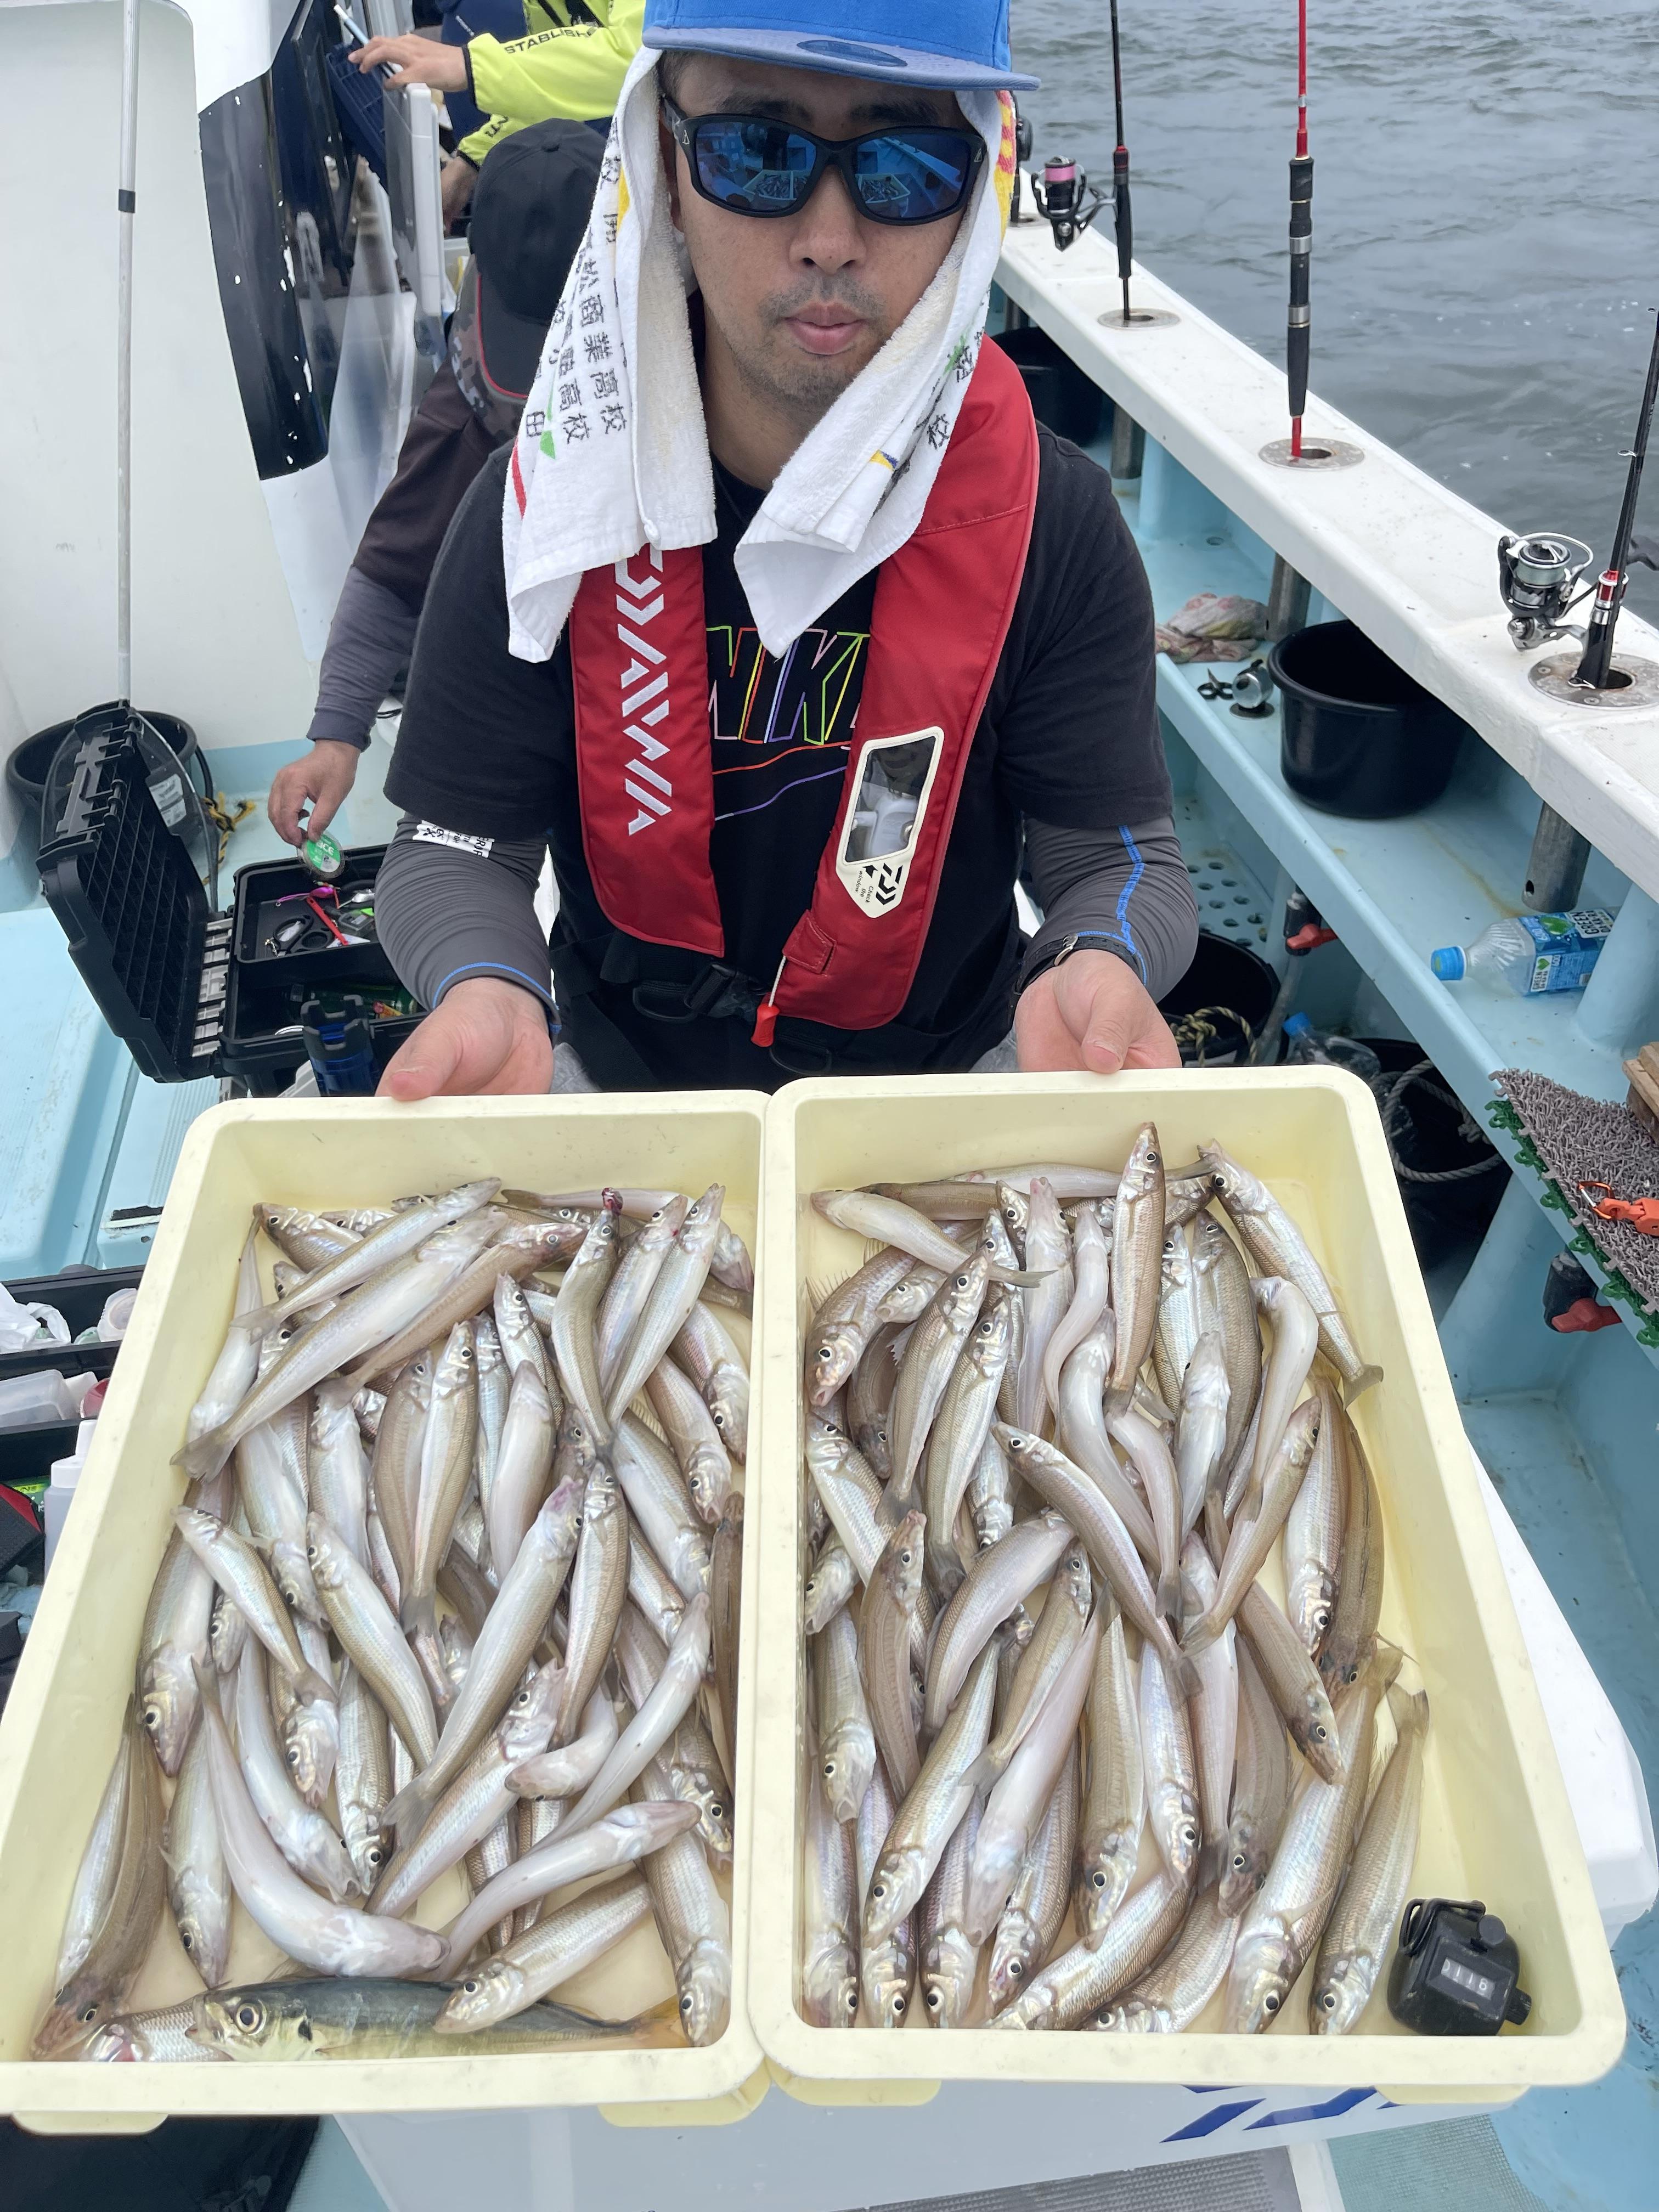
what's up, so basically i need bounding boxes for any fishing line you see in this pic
[1109,0,1133,323]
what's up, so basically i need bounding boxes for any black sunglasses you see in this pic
[662,97,985,227]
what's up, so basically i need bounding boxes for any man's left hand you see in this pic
[354,36,469,93]
[1015,949,1181,1074]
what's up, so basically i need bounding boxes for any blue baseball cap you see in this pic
[642,0,1039,92]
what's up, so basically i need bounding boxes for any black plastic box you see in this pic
[0,1267,144,1389]
[36,715,419,1096]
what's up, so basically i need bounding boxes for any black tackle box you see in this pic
[36,715,420,1095]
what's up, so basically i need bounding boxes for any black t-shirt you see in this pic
[387,419,1170,1088]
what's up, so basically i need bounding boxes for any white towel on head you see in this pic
[503,52,1017,664]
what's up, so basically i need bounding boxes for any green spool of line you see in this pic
[303,831,344,882]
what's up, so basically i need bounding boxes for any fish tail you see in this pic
[1165,1635,1204,1699]
[1195,1838,1224,1891]
[400,1587,438,1643]
[172,1429,230,1481]
[1342,1363,1384,1407]
[1156,1568,1183,1628]
[296,1665,335,1705]
[1178,1607,1217,1658]
[384,1776,429,1841]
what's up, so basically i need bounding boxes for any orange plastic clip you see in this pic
[1577,1181,1659,1234]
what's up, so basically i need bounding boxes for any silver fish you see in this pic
[994,1427,1201,1700]
[1054,1324,1159,1565]
[388,1480,582,1839]
[1226,1645,1399,2032]
[1152,1222,1203,1415]
[487,1362,556,1584]
[193,1663,444,1979]
[260,1178,499,1329]
[710,1493,743,1783]
[75,1997,228,2064]
[435,1872,654,2034]
[336,1660,394,1894]
[923,1509,1073,1733]
[1096,1891,1238,2032]
[1106,1401,1184,1626]
[309,1381,370,1567]
[803,1719,861,2027]
[988,1739,1079,2014]
[1220,1637,1294,1917]
[816,1605,876,1822]
[646,1353,733,1526]
[172,1508,332,1706]
[1285,1373,1346,1655]
[1201,1142,1382,1402]
[403,1319,478,1639]
[673,1300,750,1459]
[185,1227,264,1442]
[371,1664,561,1917]
[1076,1603,1144,1936]
[877,1263,947,1327]
[234,1378,321,1625]
[549,1196,624,1443]
[614,1414,712,1603]
[1321,1408,1386,1691]
[1107,1122,1166,1413]
[605,1183,726,1428]
[1187,1396,1323,1655]
[1310,1687,1430,2033]
[887,1252,990,1509]
[636,1756,732,2045]
[1237,1581,1346,1785]
[980,1543,1091,1781]
[306,1512,436,1765]
[1041,1197,1109,1419]
[804,1531,857,1635]
[1237,1277,1320,1522]
[1190,1209,1261,1480]
[808,1249,918,1406]
[991,1868,1188,2031]
[494,1270,552,1392]
[811,1190,1042,1284]
[233,1641,357,1901]
[509,1685,618,1800]
[630,1521,690,1647]
[920,1789,984,2028]
[556,1593,711,1835]
[1175,1331,1231,1544]
[864,1638,1000,1948]
[855,1753,915,2028]
[437,1802,699,1974]
[1182,1536,1239,1891]
[1013,1178,1074,1436]
[57,1720,133,1990]
[138,1477,225,1774]
[282,1615,340,1809]
[859,1513,924,1797]
[596,1195,688,1394]
[258,1204,361,1272]
[1140,1638,1201,1887]
[923,1288,1014,1596]
[556,1457,629,1744]
[368,1345,431,1595]
[967,1431,1014,1553]
[964,1615,1098,1945]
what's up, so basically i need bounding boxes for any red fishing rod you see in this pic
[1285,0,1312,458]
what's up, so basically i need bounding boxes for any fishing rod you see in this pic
[1285,0,1312,459]
[1572,311,1659,690]
[1109,0,1133,321]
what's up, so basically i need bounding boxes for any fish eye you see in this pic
[307,1540,319,1560]
[1232,1852,1247,1871]
[1181,1822,1199,1847]
[954,1272,971,1290]
[1313,1723,1329,1741]
[1008,1959,1024,1979]
[712,1410,726,1428]
[462,1979,481,1996]
[179,1930,194,1951]
[681,1994,694,2014]
[709,1802,725,1821]
[79,2004,100,2023]
[286,1745,302,1768]
[235,2003,262,2030]
[367,1844,386,1868]
[816,1346,833,1363]
[1263,1992,1281,2015]
[142,1706,161,1731]
[871,1880,887,1901]
[891,1994,906,2017]
[1314,1607,1330,1631]
[822,1760,836,1780]
[1320,1990,1338,2011]
[925,1987,941,2011]
[1091,1870,1107,1889]
[845,1989,859,2013]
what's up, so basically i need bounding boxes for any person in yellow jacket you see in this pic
[356,0,640,225]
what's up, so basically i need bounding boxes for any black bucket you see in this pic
[1158,930,1279,1065]
[1268,620,1467,819]
[988,326,1105,447]
[1363,1040,1506,1270]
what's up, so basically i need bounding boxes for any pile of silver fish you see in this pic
[39,1176,748,2064]
[800,1134,1430,2035]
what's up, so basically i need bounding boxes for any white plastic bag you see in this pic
[0,1284,70,1356]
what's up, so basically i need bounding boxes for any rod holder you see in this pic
[1267,556,1312,641]
[1523,803,1592,913]
[1109,405,1145,482]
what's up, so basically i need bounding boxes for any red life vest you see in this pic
[566,337,1039,1037]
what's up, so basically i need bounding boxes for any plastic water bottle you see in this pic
[1282,1014,1383,1080]
[1430,909,1615,996]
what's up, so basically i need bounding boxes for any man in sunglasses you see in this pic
[375,0,1197,1096]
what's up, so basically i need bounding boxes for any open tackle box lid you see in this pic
[35,713,416,1090]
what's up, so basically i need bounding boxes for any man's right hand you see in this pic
[379,975,553,1099]
[268,740,360,847]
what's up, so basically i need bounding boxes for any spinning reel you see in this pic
[1496,532,1594,650]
